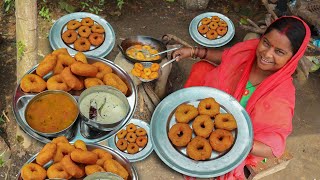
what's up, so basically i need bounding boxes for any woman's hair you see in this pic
[264,17,306,55]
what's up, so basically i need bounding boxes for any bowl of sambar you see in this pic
[24,90,79,137]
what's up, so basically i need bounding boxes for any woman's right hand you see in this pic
[172,47,192,61]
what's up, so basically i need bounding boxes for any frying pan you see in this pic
[118,35,167,64]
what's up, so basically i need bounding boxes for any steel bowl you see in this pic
[78,85,130,131]
[84,172,124,180]
[24,90,79,137]
[118,35,167,64]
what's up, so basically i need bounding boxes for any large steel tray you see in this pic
[13,57,137,144]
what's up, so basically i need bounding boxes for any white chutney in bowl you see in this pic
[78,85,130,131]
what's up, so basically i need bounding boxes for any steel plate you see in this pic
[108,119,153,162]
[189,12,235,47]
[16,144,139,180]
[12,57,137,144]
[150,87,253,178]
[49,12,115,58]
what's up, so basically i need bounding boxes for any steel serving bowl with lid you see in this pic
[118,35,167,64]
[78,85,130,131]
[24,90,79,137]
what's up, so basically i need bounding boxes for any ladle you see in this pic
[139,57,178,83]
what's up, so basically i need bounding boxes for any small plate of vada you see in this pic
[49,12,115,58]
[131,62,160,83]
[189,12,235,47]
[108,119,153,162]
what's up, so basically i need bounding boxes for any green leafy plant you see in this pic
[17,41,26,60]
[116,0,124,9]
[59,1,76,13]
[4,0,15,12]
[80,2,90,10]
[0,115,4,125]
[16,135,24,144]
[39,6,51,21]
[0,153,5,167]
[98,0,105,6]
[89,6,102,14]
[80,0,104,15]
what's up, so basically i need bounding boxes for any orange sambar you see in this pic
[26,93,78,133]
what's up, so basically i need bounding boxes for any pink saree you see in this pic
[184,16,311,179]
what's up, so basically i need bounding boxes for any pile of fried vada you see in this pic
[116,123,148,154]
[62,17,105,52]
[197,16,228,40]
[20,48,129,96]
[126,44,161,61]
[168,97,238,161]
[20,136,129,180]
[131,63,160,80]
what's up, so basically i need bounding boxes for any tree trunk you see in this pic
[15,0,38,80]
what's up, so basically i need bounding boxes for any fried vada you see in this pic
[175,104,199,123]
[20,74,47,93]
[36,54,57,77]
[168,123,192,147]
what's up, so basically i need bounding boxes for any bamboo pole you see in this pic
[15,0,38,80]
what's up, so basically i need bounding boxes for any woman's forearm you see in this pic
[194,47,223,64]
[250,140,275,158]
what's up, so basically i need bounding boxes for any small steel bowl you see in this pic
[84,172,124,180]
[78,85,130,131]
[118,35,167,64]
[24,90,79,137]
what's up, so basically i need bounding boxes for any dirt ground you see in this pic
[0,0,319,179]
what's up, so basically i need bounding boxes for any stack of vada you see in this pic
[168,97,237,161]
[62,17,105,52]
[20,48,129,96]
[197,15,228,40]
[131,62,160,80]
[115,123,148,154]
[20,136,129,180]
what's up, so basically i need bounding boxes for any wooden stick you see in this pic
[261,0,278,20]
[162,34,192,47]
[139,86,155,113]
[240,24,266,34]
[246,18,261,29]
[138,85,144,113]
[142,83,160,106]
[2,110,10,122]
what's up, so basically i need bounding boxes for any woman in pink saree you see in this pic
[172,16,310,179]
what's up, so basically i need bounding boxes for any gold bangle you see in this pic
[190,47,194,58]
[193,47,198,59]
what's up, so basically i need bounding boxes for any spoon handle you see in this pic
[161,57,178,69]
[152,45,182,57]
